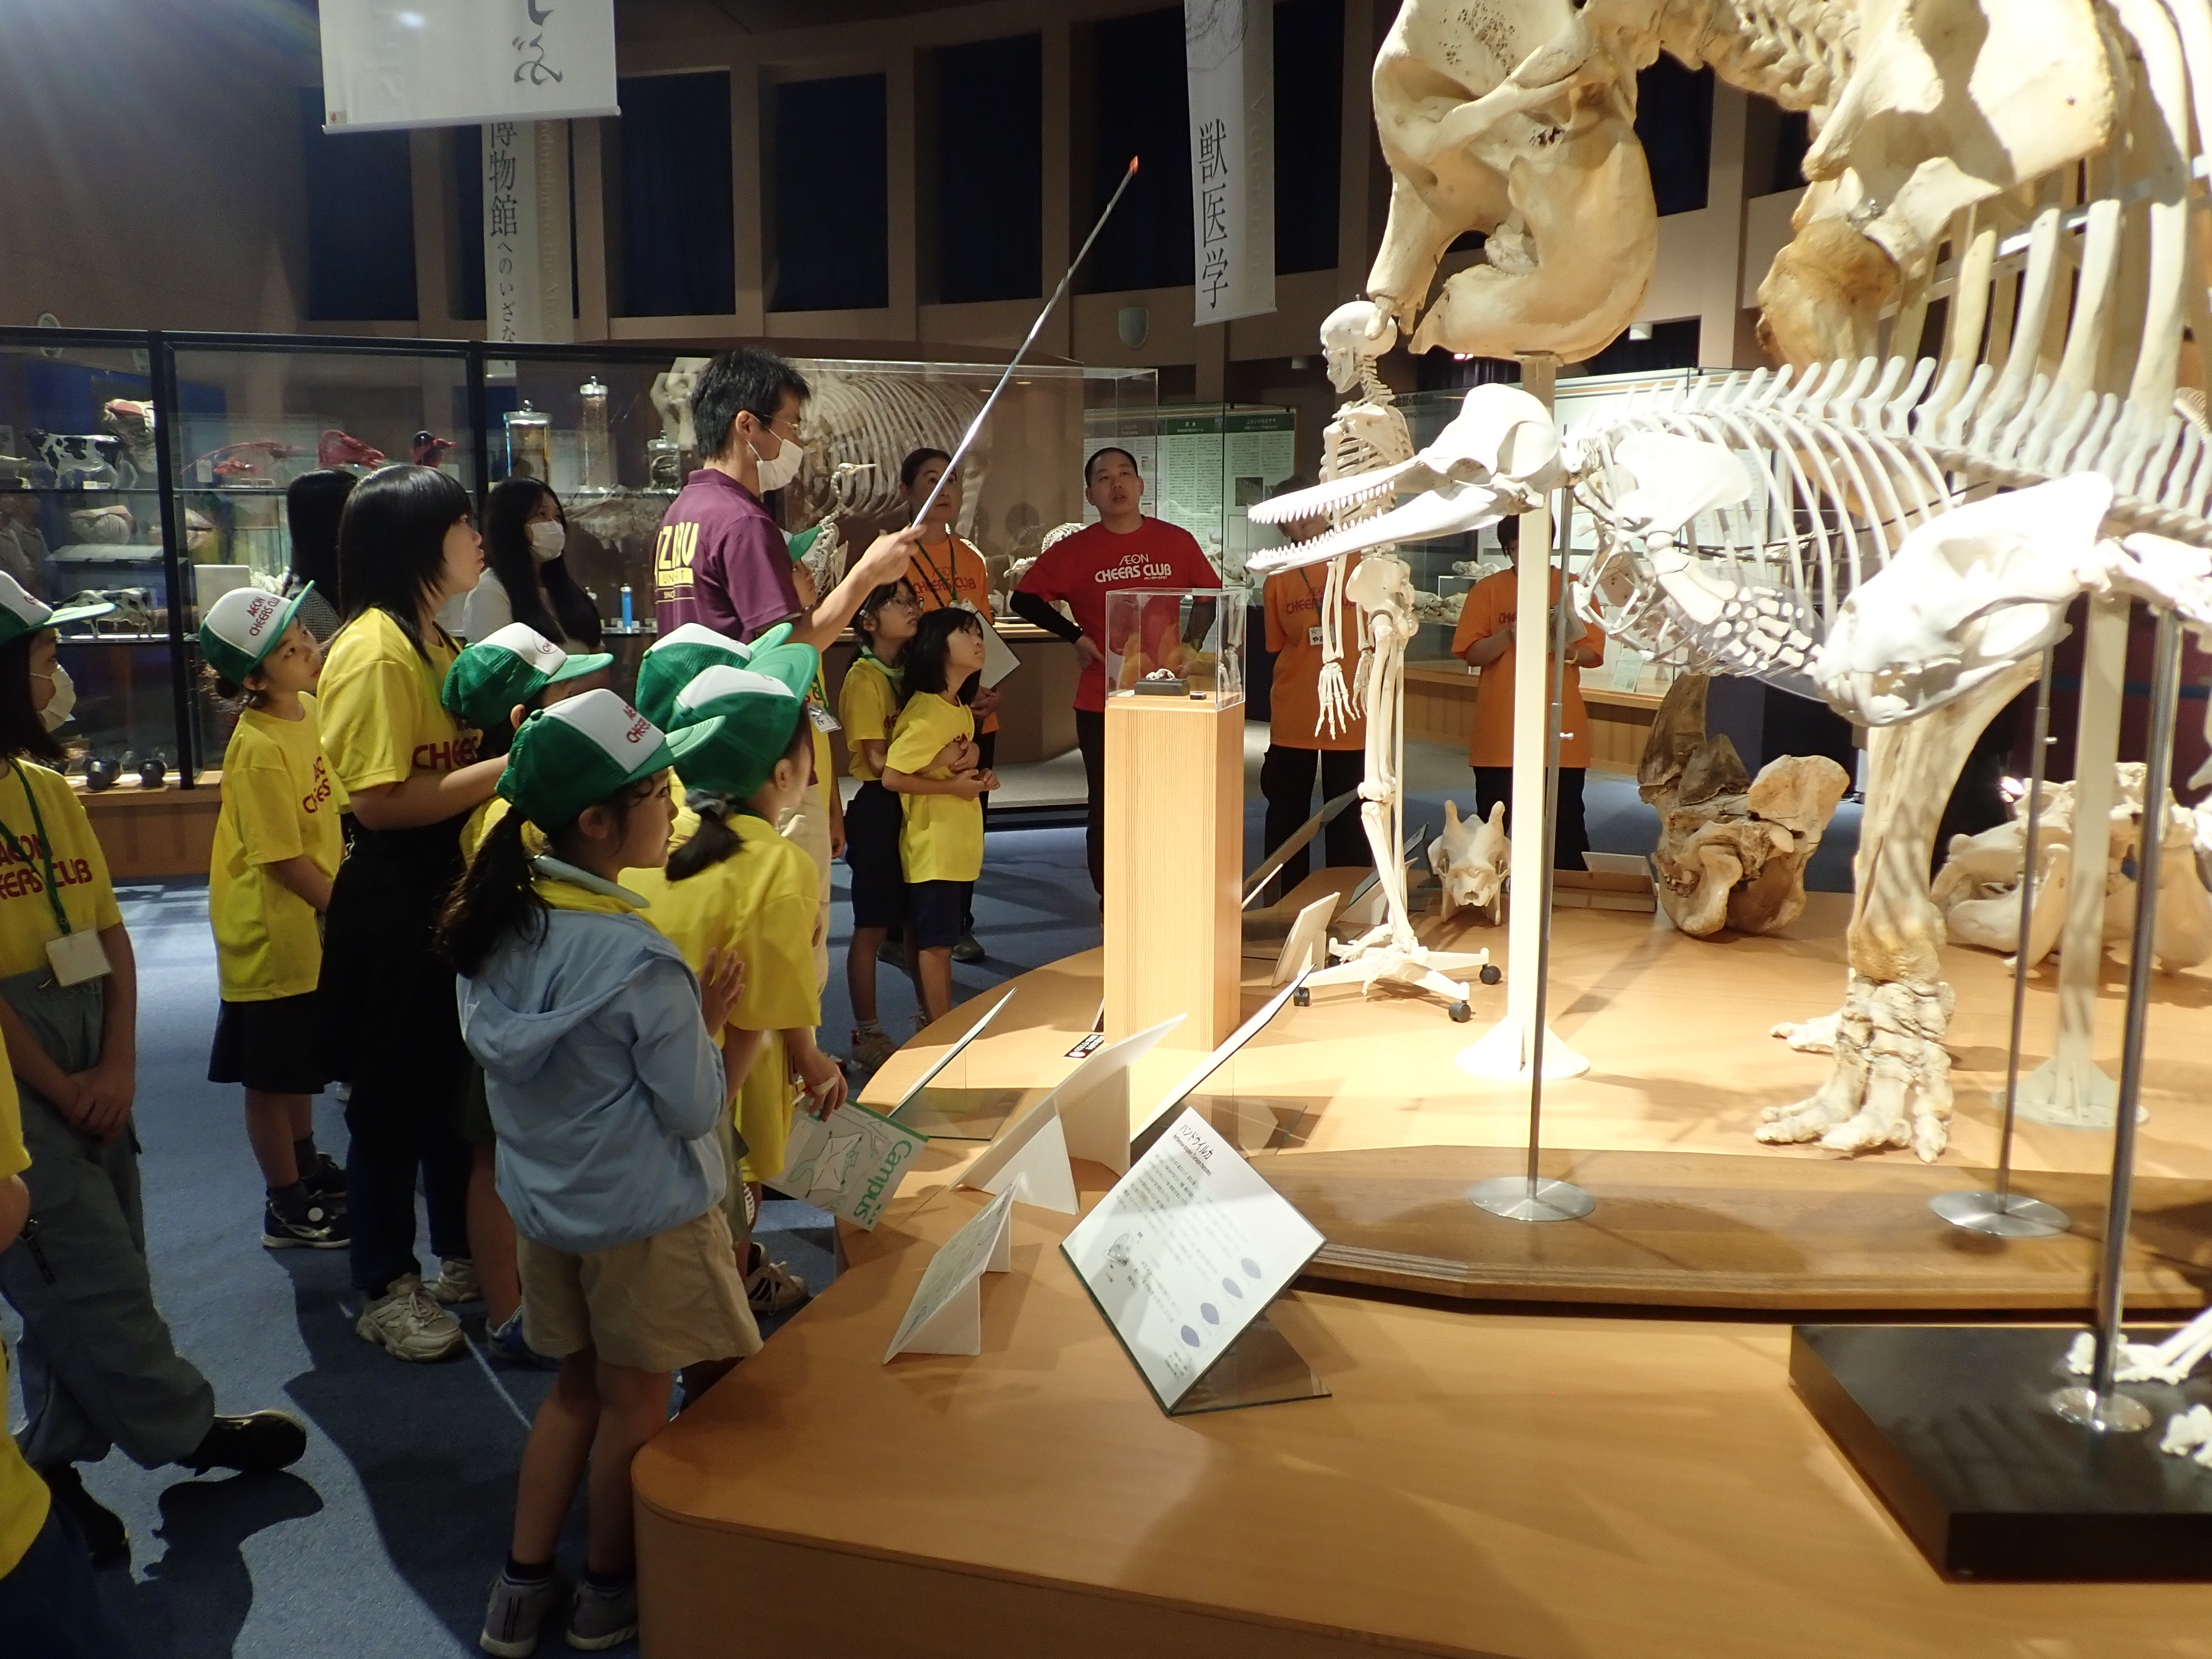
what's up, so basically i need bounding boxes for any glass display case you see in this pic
[164,336,479,772]
[0,327,179,784]
[1103,588,1245,708]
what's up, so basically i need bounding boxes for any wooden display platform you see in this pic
[633,1175,2210,1658]
[858,888,2212,1312]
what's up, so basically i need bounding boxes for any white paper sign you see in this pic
[776,1101,927,1231]
[958,1015,1181,1198]
[884,1189,1015,1361]
[319,0,620,132]
[960,1102,1080,1214]
[1184,0,1275,325]
[1062,1108,1323,1410]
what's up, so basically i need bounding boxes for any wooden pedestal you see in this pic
[1103,695,1241,1048]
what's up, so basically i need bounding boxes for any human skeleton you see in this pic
[1293,0,2212,1160]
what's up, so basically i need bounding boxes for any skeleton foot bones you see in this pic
[1759,973,1958,1160]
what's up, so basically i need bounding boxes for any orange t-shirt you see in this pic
[1263,560,1366,753]
[1448,564,1605,770]
[907,533,998,737]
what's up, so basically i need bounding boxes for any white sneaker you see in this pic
[425,1258,481,1305]
[356,1275,465,1361]
[744,1246,811,1316]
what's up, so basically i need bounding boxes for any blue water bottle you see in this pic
[619,583,634,629]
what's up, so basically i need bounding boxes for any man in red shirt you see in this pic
[652,348,915,648]
[1010,447,1219,895]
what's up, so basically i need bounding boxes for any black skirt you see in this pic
[843,780,908,930]
[208,992,328,1095]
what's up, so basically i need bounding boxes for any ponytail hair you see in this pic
[667,791,745,882]
[437,811,542,977]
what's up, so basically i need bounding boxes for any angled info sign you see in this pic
[319,0,619,132]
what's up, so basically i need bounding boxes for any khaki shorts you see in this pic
[518,1209,762,1374]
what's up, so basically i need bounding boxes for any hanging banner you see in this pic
[319,0,619,132]
[484,120,576,346]
[1184,0,1275,326]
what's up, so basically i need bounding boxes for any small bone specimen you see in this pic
[2161,1405,2212,1469]
[1428,799,1509,925]
[2065,1305,2212,1386]
[1636,674,1849,938]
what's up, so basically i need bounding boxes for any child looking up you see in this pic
[202,585,348,1251]
[444,691,749,1657]
[839,579,920,1070]
[626,646,834,1319]
[883,607,998,1024]
[441,622,614,1362]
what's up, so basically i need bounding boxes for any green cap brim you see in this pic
[198,584,310,683]
[546,651,614,684]
[46,597,118,630]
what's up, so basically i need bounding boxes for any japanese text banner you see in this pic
[1185,0,1275,326]
[319,0,618,132]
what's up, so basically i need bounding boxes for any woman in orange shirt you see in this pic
[1448,514,1605,869]
[898,448,1001,962]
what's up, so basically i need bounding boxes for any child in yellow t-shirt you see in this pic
[202,585,351,1250]
[883,607,997,1024]
[839,578,920,1070]
[625,640,836,1319]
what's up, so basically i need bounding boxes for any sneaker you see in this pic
[952,930,985,964]
[480,1568,564,1657]
[356,1274,466,1361]
[179,1410,308,1474]
[39,1465,128,1569]
[849,1025,898,1070]
[262,1196,349,1250]
[565,1575,638,1651]
[426,1257,482,1305]
[487,1308,561,1370]
[744,1244,810,1316]
[875,936,908,970]
[302,1152,347,1205]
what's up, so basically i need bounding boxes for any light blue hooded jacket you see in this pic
[457,896,728,1256]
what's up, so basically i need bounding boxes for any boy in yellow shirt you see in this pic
[202,584,351,1250]
[626,641,836,1318]
[883,608,997,1024]
[838,578,920,1069]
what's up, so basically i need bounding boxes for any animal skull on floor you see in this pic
[1429,800,1509,925]
[1637,675,1849,938]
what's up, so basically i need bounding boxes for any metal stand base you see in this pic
[2049,1385,2153,1433]
[1927,1189,2071,1238]
[1468,1176,1595,1223]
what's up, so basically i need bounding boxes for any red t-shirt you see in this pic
[1014,517,1219,712]
[651,468,801,644]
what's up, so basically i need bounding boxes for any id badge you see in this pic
[806,702,842,734]
[1307,625,1323,646]
[46,930,109,987]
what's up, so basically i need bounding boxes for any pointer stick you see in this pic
[914,157,1141,527]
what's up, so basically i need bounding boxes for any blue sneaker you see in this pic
[487,1309,560,1370]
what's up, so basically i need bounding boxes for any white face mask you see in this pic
[751,426,805,493]
[35,664,74,732]
[526,520,566,563]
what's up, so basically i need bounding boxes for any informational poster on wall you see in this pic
[319,0,620,131]
[1140,409,1297,579]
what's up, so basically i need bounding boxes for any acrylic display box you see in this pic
[1103,588,1245,707]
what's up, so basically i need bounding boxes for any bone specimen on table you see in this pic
[1428,799,1510,926]
[1636,674,1849,938]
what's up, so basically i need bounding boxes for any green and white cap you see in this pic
[442,623,613,731]
[199,583,311,683]
[665,641,820,800]
[0,570,113,650]
[499,688,674,830]
[635,620,792,728]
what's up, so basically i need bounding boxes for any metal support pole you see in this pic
[1931,646,2069,1237]
[2051,609,2181,1433]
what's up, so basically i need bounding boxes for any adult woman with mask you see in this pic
[462,478,604,651]
[315,466,505,1365]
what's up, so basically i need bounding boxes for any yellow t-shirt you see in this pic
[210,697,346,1001]
[316,609,478,794]
[628,812,819,1180]
[888,693,981,884]
[837,654,901,784]
[0,1025,49,1578]
[0,761,122,980]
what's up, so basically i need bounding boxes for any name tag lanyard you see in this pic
[0,762,107,984]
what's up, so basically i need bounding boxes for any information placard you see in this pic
[1062,1108,1324,1411]
[884,1190,1015,1361]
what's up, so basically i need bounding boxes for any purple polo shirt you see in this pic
[651,468,801,644]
